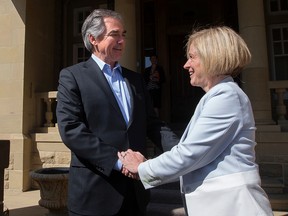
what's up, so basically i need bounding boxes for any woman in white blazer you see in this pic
[119,26,273,216]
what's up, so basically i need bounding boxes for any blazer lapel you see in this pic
[121,68,135,127]
[124,77,134,127]
[84,58,123,117]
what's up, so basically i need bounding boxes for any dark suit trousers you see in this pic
[68,180,146,216]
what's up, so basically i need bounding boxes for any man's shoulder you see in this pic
[121,67,144,83]
[73,58,94,68]
[121,66,134,73]
[121,67,140,75]
[62,58,96,73]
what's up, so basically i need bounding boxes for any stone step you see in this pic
[156,181,180,190]
[256,124,282,132]
[268,193,288,211]
[262,177,288,211]
[150,188,183,205]
[262,177,285,194]
[147,203,185,216]
[147,181,185,216]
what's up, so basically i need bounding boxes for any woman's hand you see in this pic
[118,149,147,176]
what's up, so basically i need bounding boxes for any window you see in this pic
[72,7,92,64]
[73,43,90,63]
[269,0,288,14]
[67,2,114,66]
[73,7,92,36]
[270,25,288,80]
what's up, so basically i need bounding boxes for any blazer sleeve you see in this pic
[56,67,118,176]
[138,86,244,188]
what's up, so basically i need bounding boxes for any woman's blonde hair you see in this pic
[186,26,251,77]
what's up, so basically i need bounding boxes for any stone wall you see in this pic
[256,125,288,189]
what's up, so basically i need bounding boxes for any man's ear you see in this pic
[89,34,99,52]
[89,34,97,46]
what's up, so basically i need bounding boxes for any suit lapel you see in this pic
[120,68,135,127]
[84,58,123,117]
[124,77,134,127]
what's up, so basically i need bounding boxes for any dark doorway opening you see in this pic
[141,0,238,127]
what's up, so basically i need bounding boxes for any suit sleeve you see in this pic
[56,68,118,176]
[139,88,242,188]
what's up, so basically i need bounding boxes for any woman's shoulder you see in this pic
[204,81,250,109]
[208,81,237,96]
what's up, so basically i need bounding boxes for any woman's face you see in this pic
[183,45,209,91]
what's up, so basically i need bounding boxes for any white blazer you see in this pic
[139,76,273,216]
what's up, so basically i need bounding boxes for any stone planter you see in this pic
[30,167,69,215]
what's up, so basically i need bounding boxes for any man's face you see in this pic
[150,56,158,65]
[92,17,126,67]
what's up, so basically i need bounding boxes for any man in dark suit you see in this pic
[56,9,178,216]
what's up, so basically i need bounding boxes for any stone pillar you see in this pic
[0,141,9,216]
[0,0,32,191]
[237,0,274,124]
[115,0,138,72]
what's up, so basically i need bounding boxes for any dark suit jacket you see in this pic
[56,58,178,215]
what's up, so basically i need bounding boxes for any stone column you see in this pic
[0,0,32,191]
[0,141,9,216]
[115,0,138,72]
[237,0,274,124]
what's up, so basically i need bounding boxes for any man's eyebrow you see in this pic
[108,29,127,34]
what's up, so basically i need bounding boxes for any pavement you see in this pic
[3,189,288,216]
[3,190,49,216]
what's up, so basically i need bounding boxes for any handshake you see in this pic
[118,149,147,180]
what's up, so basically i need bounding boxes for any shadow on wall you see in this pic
[11,0,26,24]
[3,205,48,216]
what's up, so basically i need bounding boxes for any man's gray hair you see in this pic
[81,9,123,53]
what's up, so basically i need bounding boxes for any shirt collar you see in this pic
[91,54,122,74]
